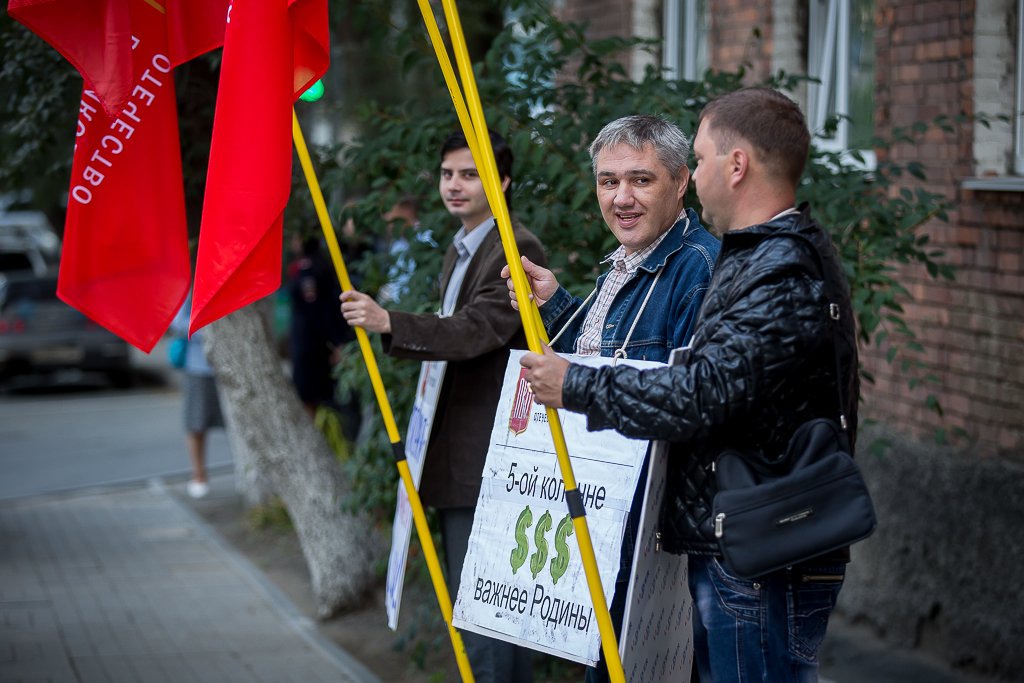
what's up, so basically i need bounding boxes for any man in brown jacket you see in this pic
[340,130,546,683]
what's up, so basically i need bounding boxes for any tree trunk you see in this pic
[222,406,276,507]
[208,300,275,507]
[201,299,380,617]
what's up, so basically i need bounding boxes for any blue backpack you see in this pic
[168,337,188,369]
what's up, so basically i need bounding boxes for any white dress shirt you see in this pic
[441,217,495,318]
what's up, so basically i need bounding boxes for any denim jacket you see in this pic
[539,209,720,362]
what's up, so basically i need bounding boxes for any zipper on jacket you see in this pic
[715,513,725,538]
[801,574,844,582]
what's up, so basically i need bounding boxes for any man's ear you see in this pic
[676,166,690,200]
[501,175,512,193]
[728,148,749,189]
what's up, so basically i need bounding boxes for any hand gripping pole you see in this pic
[291,109,476,683]
[414,3,627,681]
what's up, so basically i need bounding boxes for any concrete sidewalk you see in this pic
[0,481,381,683]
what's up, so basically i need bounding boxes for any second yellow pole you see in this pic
[291,109,476,683]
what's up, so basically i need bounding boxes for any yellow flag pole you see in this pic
[416,3,627,681]
[412,0,548,341]
[291,108,476,683]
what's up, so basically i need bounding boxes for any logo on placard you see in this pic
[509,368,531,435]
[419,364,431,397]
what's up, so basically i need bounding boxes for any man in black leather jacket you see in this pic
[521,88,859,682]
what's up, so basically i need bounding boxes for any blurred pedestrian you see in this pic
[378,197,419,304]
[170,295,224,499]
[287,234,351,420]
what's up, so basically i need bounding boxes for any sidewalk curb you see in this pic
[150,478,384,683]
[0,462,236,504]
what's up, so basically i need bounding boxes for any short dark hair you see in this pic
[697,88,811,186]
[440,129,514,208]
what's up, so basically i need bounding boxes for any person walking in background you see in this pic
[170,295,225,499]
[379,196,432,304]
[287,234,351,420]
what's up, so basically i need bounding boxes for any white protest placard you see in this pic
[619,438,693,683]
[452,351,661,665]
[385,360,446,630]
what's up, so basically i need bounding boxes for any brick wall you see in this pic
[707,0,773,81]
[867,0,1024,457]
[557,0,636,63]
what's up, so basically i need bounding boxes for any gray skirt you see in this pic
[182,373,225,433]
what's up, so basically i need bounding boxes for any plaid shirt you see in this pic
[575,230,671,356]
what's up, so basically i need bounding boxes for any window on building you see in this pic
[968,0,1022,184]
[807,0,876,162]
[1015,0,1024,173]
[662,0,709,81]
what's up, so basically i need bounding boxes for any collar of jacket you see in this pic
[626,207,703,276]
[718,202,813,252]
[441,216,521,300]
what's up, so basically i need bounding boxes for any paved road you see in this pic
[0,389,232,499]
[0,480,379,683]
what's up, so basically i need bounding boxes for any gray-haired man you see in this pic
[503,115,720,682]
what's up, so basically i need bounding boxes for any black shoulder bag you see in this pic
[711,302,877,580]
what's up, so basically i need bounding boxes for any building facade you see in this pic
[557,0,1024,677]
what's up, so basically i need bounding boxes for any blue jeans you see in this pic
[689,555,844,683]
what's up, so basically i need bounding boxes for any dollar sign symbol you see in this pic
[510,506,532,574]
[549,514,574,584]
[530,510,552,580]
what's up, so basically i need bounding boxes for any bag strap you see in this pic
[613,266,664,364]
[827,302,848,433]
[548,286,598,347]
[765,230,849,437]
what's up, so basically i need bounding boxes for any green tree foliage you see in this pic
[319,0,955,512]
[0,13,79,217]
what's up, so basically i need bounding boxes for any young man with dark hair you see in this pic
[520,88,859,682]
[440,129,515,207]
[341,129,544,683]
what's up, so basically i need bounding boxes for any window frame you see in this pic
[662,0,706,81]
[1015,0,1024,173]
[807,0,877,168]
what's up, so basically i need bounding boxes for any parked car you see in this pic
[0,210,61,276]
[0,271,132,387]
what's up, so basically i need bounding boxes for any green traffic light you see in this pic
[300,79,324,102]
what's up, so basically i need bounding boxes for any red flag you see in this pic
[8,0,227,120]
[8,0,133,119]
[189,0,328,334]
[9,0,228,351]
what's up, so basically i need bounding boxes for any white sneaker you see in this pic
[187,480,210,499]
